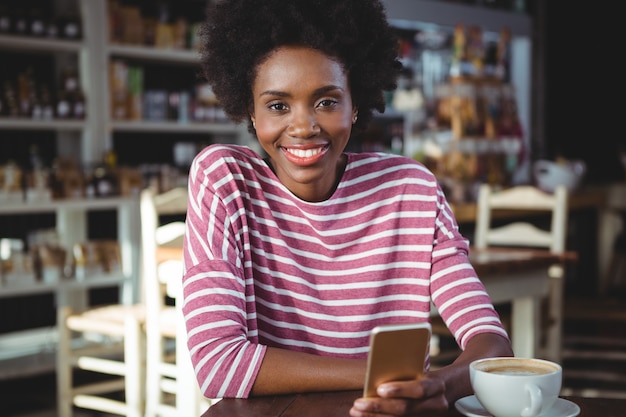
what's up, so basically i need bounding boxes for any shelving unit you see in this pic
[0,195,140,380]
[0,0,248,382]
[0,1,249,165]
[81,0,250,165]
[359,0,534,203]
[0,32,86,137]
[0,1,109,380]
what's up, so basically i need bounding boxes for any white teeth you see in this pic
[286,147,322,158]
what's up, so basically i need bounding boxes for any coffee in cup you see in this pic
[470,357,562,417]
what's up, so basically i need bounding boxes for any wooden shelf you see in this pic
[0,274,129,299]
[107,43,200,64]
[110,119,241,134]
[0,34,83,53]
[0,117,86,131]
[0,196,137,215]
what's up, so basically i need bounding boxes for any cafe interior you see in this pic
[0,0,624,416]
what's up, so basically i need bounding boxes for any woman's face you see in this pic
[250,46,357,202]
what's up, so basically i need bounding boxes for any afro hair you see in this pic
[199,0,402,134]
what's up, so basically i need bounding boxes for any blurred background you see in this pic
[0,0,624,415]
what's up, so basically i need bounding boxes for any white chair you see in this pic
[56,303,146,417]
[474,183,569,362]
[140,187,211,417]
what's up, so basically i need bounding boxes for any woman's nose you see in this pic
[288,108,320,137]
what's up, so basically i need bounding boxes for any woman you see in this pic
[182,0,513,415]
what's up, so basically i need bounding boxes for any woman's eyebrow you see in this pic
[259,90,289,97]
[259,85,345,98]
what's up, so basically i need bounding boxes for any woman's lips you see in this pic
[281,145,329,166]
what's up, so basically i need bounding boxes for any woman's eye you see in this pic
[318,99,337,108]
[268,102,287,111]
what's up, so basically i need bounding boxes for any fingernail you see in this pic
[353,399,370,410]
[377,384,396,396]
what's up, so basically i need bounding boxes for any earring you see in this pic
[352,115,358,124]
[252,120,256,129]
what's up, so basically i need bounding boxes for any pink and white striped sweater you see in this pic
[182,144,507,398]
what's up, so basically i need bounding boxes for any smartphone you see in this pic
[363,322,431,398]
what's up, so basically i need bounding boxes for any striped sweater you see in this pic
[182,144,507,399]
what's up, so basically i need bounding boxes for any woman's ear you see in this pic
[352,107,358,124]
[250,114,256,130]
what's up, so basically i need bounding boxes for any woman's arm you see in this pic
[429,332,513,405]
[251,347,367,396]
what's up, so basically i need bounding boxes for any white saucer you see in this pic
[454,395,580,417]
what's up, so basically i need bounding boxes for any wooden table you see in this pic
[465,247,575,358]
[202,390,624,416]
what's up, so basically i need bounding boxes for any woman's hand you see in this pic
[349,333,513,416]
[349,375,448,416]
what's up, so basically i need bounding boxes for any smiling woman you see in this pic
[181,1,514,416]
[250,46,356,202]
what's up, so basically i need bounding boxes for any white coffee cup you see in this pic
[470,357,562,417]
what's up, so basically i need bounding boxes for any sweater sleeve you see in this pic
[428,183,509,349]
[181,146,266,399]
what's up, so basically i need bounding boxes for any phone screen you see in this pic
[363,322,431,398]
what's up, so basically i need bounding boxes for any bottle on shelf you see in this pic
[40,85,54,119]
[17,67,36,117]
[12,6,28,35]
[0,4,11,34]
[88,150,119,198]
[29,5,47,37]
[46,16,59,38]
[55,91,71,119]
[0,160,23,203]
[23,144,52,203]
[1,81,18,116]
[54,65,86,119]
[155,2,174,48]
[58,13,82,40]
[72,90,86,119]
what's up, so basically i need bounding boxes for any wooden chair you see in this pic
[474,183,569,362]
[56,301,146,417]
[55,198,147,417]
[140,187,211,417]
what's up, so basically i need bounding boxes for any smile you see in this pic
[281,144,329,165]
[285,147,323,158]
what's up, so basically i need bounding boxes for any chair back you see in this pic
[473,183,569,363]
[140,187,187,305]
[474,184,568,254]
[140,187,208,416]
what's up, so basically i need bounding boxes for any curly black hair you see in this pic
[199,0,402,134]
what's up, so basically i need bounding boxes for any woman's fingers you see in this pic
[350,378,448,416]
